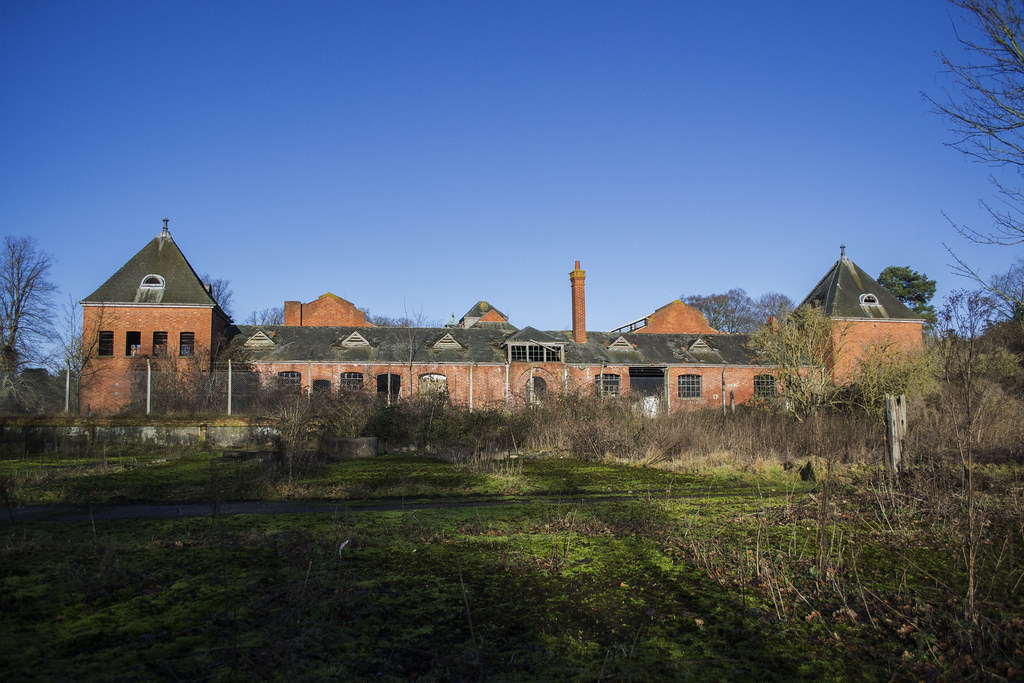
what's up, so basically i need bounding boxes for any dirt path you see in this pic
[1,488,758,523]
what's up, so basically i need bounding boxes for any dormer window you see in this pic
[509,342,563,363]
[140,274,165,289]
[859,293,880,306]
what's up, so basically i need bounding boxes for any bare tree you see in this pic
[683,289,793,333]
[682,289,756,333]
[748,306,845,421]
[929,1,1024,313]
[0,236,56,371]
[243,306,284,325]
[200,274,234,319]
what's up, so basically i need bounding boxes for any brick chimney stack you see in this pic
[570,260,586,344]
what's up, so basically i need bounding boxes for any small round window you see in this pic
[859,293,879,305]
[140,274,165,289]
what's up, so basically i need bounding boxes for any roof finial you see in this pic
[840,244,846,259]
[161,218,170,237]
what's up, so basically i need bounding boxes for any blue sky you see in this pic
[1,1,1018,331]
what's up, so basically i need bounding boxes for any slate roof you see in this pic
[225,325,766,366]
[800,256,920,320]
[82,229,219,308]
[467,300,506,317]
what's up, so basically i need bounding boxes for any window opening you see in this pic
[595,373,620,397]
[678,374,702,398]
[754,374,776,398]
[98,331,114,357]
[527,376,547,403]
[339,372,364,391]
[179,332,195,357]
[629,366,665,396]
[312,379,332,393]
[859,293,880,306]
[140,274,164,288]
[277,371,301,394]
[152,331,167,356]
[125,331,141,356]
[419,373,448,398]
[376,373,401,399]
[509,343,562,362]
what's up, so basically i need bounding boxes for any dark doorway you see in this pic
[629,367,665,396]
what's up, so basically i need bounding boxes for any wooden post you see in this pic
[885,393,907,476]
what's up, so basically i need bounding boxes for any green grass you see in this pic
[1,447,1022,680]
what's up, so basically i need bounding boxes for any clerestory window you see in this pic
[509,343,563,363]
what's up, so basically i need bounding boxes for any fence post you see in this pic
[227,359,233,416]
[146,358,152,415]
[885,393,907,476]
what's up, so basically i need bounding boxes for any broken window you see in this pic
[628,367,664,396]
[526,376,547,403]
[376,373,401,399]
[339,372,364,391]
[595,373,620,397]
[509,343,562,362]
[152,331,168,356]
[312,379,332,393]
[419,373,448,398]
[678,374,702,399]
[125,331,141,356]
[277,371,301,394]
[754,374,776,398]
[179,332,195,357]
[98,331,114,357]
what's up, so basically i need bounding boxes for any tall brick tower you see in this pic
[570,260,586,343]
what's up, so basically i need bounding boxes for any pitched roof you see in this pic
[82,229,220,308]
[462,300,507,320]
[799,255,919,320]
[225,325,766,366]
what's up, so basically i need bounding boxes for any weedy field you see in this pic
[1,444,1022,681]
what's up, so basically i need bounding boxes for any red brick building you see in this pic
[798,247,925,381]
[80,221,230,414]
[80,224,923,414]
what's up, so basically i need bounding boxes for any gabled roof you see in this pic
[800,255,919,321]
[82,228,220,308]
[503,326,562,345]
[462,300,507,321]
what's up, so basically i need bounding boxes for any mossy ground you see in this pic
[1,448,1022,680]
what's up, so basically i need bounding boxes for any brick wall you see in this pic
[283,293,373,327]
[636,300,718,334]
[80,304,225,414]
[247,360,777,413]
[830,319,925,381]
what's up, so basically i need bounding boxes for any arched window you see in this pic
[859,293,880,306]
[277,371,301,394]
[339,372,364,391]
[527,376,547,403]
[678,374,702,399]
[140,274,165,289]
[419,373,448,398]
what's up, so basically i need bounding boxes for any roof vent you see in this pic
[608,336,633,351]
[243,330,276,348]
[339,331,370,347]
[433,333,463,350]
